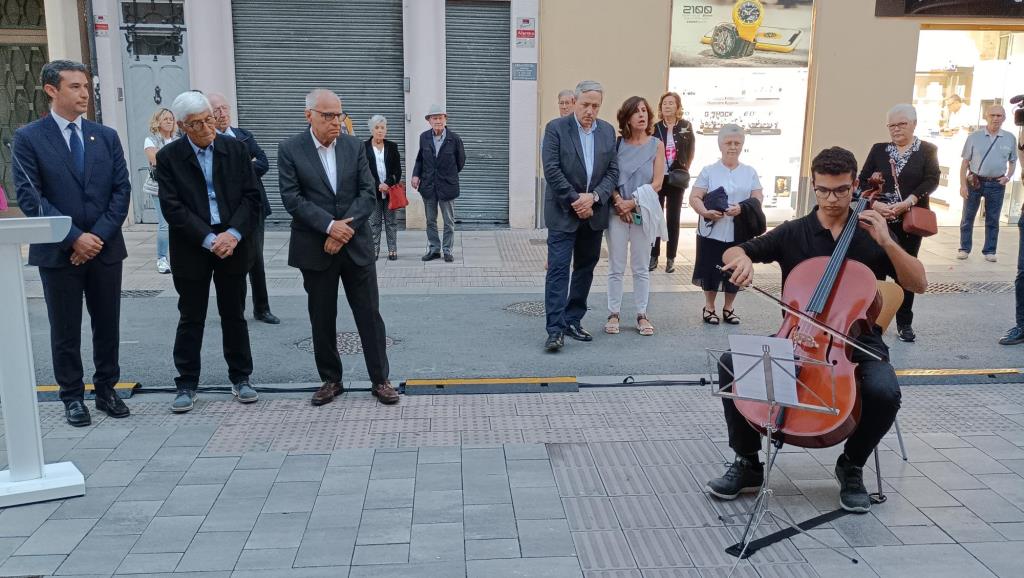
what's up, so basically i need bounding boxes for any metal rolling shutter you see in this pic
[231,0,405,224]
[445,0,510,228]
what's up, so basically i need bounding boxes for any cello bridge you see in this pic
[791,332,818,350]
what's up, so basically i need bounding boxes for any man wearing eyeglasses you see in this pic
[155,91,264,414]
[709,147,927,514]
[277,89,399,407]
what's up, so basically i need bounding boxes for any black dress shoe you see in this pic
[443,253,454,262]
[544,333,564,352]
[65,400,92,427]
[565,324,593,342]
[255,311,281,325]
[95,391,130,418]
[648,255,658,271]
[422,251,441,262]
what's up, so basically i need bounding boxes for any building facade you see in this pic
[5,1,1022,228]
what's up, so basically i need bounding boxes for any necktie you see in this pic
[68,123,85,177]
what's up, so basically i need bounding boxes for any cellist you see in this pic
[706,147,927,513]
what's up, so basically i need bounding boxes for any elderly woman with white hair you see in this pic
[689,124,763,325]
[364,115,402,260]
[859,103,939,343]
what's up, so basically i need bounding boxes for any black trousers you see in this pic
[718,352,901,467]
[300,250,389,385]
[544,224,603,335]
[39,259,122,404]
[248,213,271,315]
[171,260,253,390]
[890,224,922,327]
[651,183,685,261]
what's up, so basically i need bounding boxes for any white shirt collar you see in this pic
[311,127,336,151]
[51,110,83,133]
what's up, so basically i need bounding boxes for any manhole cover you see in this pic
[505,301,546,317]
[121,290,162,298]
[295,332,398,355]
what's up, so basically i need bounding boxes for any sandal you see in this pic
[703,307,720,325]
[722,309,741,325]
[637,314,655,336]
[605,313,620,334]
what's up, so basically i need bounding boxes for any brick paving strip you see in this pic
[0,383,1022,576]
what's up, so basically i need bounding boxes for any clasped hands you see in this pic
[324,217,355,255]
[571,192,597,220]
[70,233,103,266]
[210,232,239,259]
[613,195,636,224]
[702,204,740,221]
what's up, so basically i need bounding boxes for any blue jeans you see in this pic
[959,180,1006,255]
[1016,220,1024,328]
[545,225,602,335]
[152,195,169,259]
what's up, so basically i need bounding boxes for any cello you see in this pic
[731,175,886,449]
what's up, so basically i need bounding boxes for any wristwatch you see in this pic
[710,0,763,59]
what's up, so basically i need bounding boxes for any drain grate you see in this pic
[295,332,398,355]
[925,281,1014,294]
[528,238,547,246]
[121,289,162,298]
[505,301,546,317]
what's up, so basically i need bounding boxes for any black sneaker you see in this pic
[897,325,916,343]
[705,455,764,500]
[835,454,871,513]
[999,326,1024,345]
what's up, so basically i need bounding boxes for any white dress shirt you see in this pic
[50,110,83,150]
[372,143,387,193]
[312,128,340,234]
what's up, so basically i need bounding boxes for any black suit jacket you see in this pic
[155,135,262,280]
[412,129,465,201]
[859,140,940,210]
[278,130,376,270]
[541,114,618,233]
[12,115,131,268]
[364,138,402,200]
[231,126,272,217]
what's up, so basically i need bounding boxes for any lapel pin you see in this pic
[89,136,95,141]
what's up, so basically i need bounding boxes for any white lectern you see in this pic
[0,216,85,508]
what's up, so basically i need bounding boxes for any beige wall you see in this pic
[538,0,671,129]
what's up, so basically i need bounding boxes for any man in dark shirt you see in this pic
[706,147,927,513]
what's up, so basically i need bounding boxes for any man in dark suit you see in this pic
[208,92,279,325]
[12,60,131,426]
[541,80,618,352]
[155,91,263,414]
[412,104,466,263]
[278,89,399,406]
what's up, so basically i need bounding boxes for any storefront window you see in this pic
[668,0,812,224]
[913,29,1024,225]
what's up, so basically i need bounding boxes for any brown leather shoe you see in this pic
[372,381,400,405]
[311,381,343,406]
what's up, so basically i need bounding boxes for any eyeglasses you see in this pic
[886,121,910,130]
[313,110,347,122]
[182,116,215,131]
[813,185,853,200]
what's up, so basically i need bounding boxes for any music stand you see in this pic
[705,337,859,575]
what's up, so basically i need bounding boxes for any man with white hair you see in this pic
[959,104,1017,262]
[412,104,466,262]
[155,91,264,413]
[278,89,399,406]
[557,89,575,117]
[207,92,279,325]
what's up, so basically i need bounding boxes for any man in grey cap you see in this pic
[412,104,466,262]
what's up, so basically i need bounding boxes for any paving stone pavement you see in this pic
[1,383,1023,577]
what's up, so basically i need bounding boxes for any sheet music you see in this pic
[727,335,799,406]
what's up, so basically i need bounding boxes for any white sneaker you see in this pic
[956,250,968,260]
[156,257,171,274]
[985,254,997,263]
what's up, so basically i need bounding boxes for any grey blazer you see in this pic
[541,114,618,233]
[278,130,377,270]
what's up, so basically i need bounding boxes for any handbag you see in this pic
[966,135,1000,190]
[387,182,408,211]
[666,168,690,190]
[889,158,937,237]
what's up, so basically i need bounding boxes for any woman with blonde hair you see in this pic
[650,91,695,273]
[143,107,178,273]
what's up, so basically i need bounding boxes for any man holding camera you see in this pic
[958,104,1017,263]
